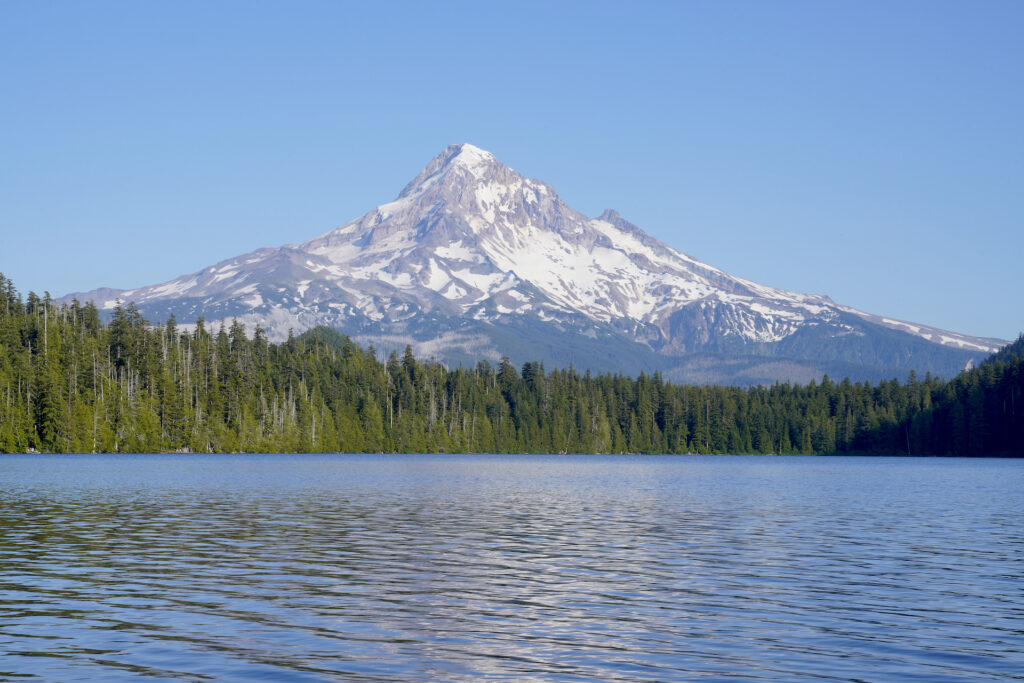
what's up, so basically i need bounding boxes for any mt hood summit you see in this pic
[64,144,1004,383]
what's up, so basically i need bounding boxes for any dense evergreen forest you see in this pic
[0,274,1021,456]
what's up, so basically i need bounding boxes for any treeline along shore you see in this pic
[0,274,1021,456]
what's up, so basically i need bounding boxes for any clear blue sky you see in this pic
[2,1,1021,340]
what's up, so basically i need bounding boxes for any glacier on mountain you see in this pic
[62,143,1005,383]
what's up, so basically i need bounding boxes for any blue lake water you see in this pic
[1,454,1022,681]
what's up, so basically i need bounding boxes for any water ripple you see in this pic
[1,454,1023,681]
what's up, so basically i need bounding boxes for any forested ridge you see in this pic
[1,274,1021,455]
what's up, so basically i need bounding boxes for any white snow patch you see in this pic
[141,278,197,300]
[442,282,468,300]
[378,272,413,288]
[882,318,923,334]
[425,259,451,291]
[451,268,508,293]
[939,335,991,351]
[435,241,483,263]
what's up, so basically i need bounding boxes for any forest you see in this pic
[0,273,1021,456]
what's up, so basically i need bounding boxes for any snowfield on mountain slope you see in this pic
[62,143,1005,362]
[289,145,864,337]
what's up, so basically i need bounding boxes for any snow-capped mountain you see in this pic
[62,144,1005,383]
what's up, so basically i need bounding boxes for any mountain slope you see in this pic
[61,144,1005,383]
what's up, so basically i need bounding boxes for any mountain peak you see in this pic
[398,143,501,199]
[446,142,495,167]
[60,144,1006,384]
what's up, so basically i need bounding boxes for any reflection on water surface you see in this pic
[1,454,1023,681]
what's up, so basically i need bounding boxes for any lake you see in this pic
[1,454,1022,681]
